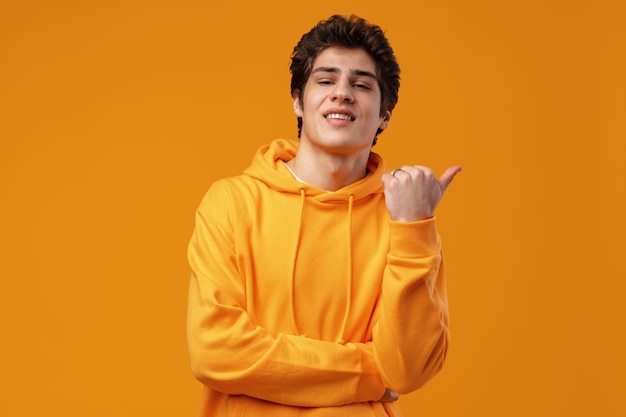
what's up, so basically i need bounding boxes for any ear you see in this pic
[292,89,303,117]
[378,109,392,129]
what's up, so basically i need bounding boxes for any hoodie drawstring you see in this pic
[336,193,354,345]
[289,188,306,336]
[289,189,355,345]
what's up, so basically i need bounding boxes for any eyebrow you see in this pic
[312,66,377,79]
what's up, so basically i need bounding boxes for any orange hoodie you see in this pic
[187,139,449,416]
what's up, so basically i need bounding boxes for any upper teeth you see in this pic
[326,113,352,120]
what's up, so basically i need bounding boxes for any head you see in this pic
[290,14,400,144]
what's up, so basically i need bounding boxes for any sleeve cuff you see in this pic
[389,217,441,258]
[352,343,385,403]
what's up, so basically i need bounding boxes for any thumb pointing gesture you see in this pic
[438,165,463,192]
[382,165,462,222]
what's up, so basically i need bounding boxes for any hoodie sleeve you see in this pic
[186,184,386,407]
[372,218,450,394]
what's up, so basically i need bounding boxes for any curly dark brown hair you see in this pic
[290,15,401,143]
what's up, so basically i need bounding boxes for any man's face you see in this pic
[293,47,391,155]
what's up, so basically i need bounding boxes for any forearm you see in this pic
[187,273,386,406]
[373,219,450,394]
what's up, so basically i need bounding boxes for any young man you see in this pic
[187,14,461,417]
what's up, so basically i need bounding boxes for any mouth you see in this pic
[324,112,355,121]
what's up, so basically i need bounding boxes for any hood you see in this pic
[243,139,386,201]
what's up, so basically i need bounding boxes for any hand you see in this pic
[382,165,462,222]
[379,388,400,402]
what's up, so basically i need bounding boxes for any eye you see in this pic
[353,79,374,90]
[318,79,334,85]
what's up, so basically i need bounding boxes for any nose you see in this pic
[332,79,354,103]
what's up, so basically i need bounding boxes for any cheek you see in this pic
[302,97,322,118]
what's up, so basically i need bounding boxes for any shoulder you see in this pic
[197,174,264,216]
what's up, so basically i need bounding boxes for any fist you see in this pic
[381,165,462,222]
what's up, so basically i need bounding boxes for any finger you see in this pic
[402,165,434,177]
[388,389,399,401]
[385,389,399,401]
[438,165,463,191]
[382,168,408,187]
[381,172,396,187]
[379,388,400,402]
[395,167,415,177]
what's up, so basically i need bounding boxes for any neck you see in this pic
[287,141,371,191]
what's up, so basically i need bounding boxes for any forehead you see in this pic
[311,47,378,76]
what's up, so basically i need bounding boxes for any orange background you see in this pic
[1,1,624,416]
